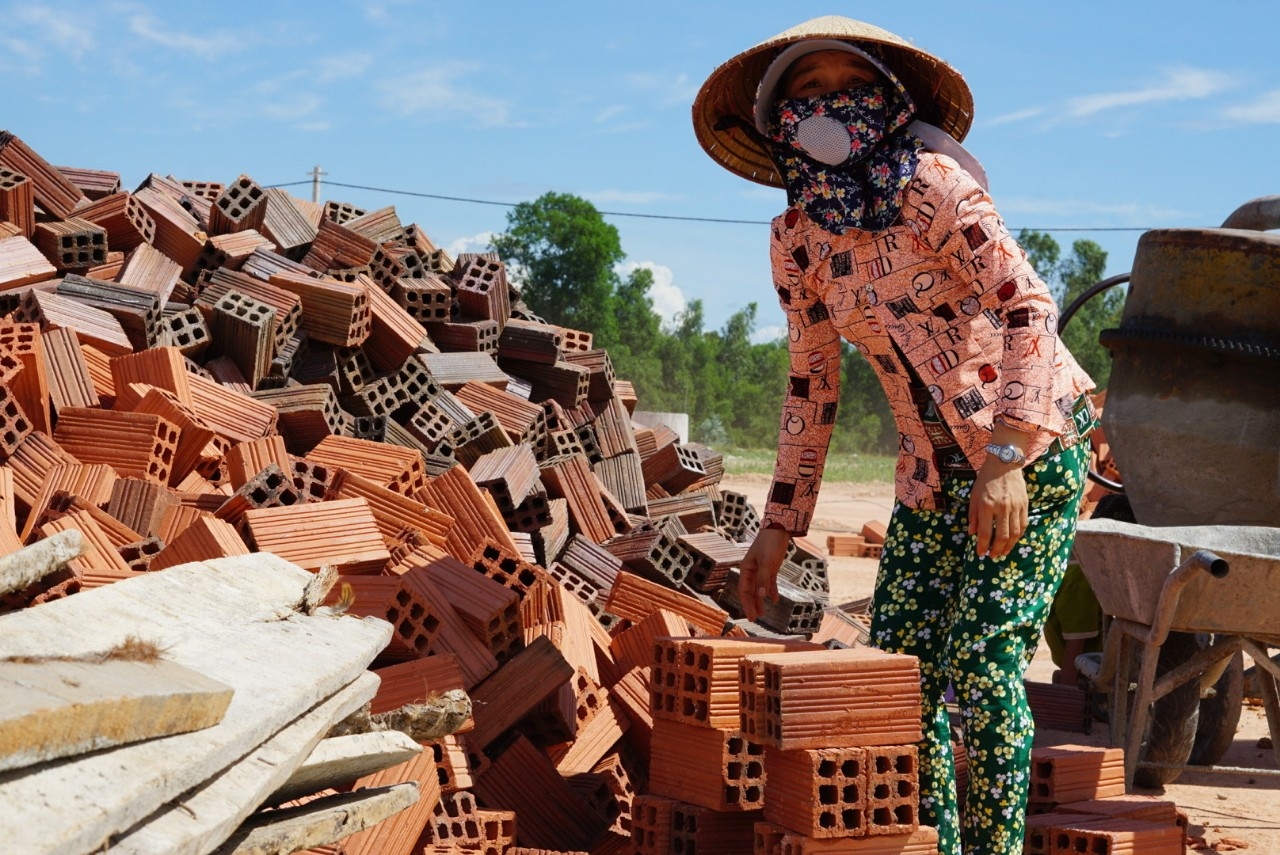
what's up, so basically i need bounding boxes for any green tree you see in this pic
[1019,230,1122,388]
[490,192,622,348]
[837,344,897,454]
[611,265,666,401]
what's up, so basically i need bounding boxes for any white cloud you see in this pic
[587,189,679,206]
[983,106,1045,127]
[1066,66,1234,118]
[128,13,244,60]
[0,36,44,75]
[740,185,786,202]
[752,324,786,345]
[447,230,500,259]
[996,196,1186,223]
[260,93,323,121]
[314,52,375,83]
[625,71,700,109]
[361,0,418,23]
[619,261,685,326]
[16,5,95,59]
[380,63,513,125]
[1223,89,1280,124]
[595,104,627,124]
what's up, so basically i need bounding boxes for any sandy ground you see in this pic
[721,473,1280,852]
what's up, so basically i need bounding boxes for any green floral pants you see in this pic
[869,443,1089,855]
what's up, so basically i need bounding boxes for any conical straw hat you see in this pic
[692,15,974,187]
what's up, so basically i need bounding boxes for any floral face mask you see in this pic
[767,83,922,234]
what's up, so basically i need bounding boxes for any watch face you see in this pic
[988,444,1016,463]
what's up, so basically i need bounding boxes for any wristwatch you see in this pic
[985,443,1026,465]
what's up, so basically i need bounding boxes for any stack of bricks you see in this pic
[633,639,937,855]
[0,130,856,854]
[1022,745,1186,854]
[825,520,886,560]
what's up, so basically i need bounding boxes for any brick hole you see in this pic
[842,783,860,801]
[842,808,862,829]
[876,756,891,773]
[726,761,743,781]
[894,805,913,824]
[819,809,838,827]
[897,779,912,797]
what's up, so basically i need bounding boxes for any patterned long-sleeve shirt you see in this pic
[762,152,1095,534]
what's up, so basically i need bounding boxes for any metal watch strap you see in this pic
[985,443,1026,465]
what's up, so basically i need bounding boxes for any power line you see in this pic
[264,177,1154,233]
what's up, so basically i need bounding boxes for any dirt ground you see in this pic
[721,473,1280,852]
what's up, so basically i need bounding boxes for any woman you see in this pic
[693,16,1096,855]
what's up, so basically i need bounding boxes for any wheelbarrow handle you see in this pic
[1094,548,1231,689]
[1185,549,1229,579]
[1149,549,1229,647]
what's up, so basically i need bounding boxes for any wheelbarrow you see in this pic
[1057,194,1280,786]
[1072,518,1280,789]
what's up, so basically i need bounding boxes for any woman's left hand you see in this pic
[968,461,1029,560]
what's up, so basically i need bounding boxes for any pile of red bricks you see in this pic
[0,130,876,853]
[1024,744,1187,854]
[0,131,1186,855]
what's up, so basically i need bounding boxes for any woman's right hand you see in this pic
[740,527,792,620]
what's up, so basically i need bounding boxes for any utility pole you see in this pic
[309,165,326,203]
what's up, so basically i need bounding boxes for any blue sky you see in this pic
[4,1,1278,342]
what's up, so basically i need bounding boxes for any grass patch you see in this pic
[718,447,896,484]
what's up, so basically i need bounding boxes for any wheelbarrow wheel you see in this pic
[1130,631,1201,788]
[1189,648,1245,767]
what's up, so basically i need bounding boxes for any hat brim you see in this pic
[693,15,974,188]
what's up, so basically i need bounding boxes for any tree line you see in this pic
[491,192,1123,452]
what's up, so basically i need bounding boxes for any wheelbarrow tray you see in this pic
[1073,518,1280,640]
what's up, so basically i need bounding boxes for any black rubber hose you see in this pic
[1058,273,1131,492]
